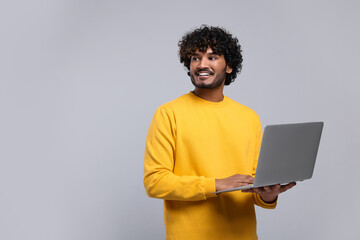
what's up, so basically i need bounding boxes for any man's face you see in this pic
[189,48,232,89]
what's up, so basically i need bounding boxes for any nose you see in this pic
[198,58,209,69]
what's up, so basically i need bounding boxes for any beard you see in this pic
[190,67,227,89]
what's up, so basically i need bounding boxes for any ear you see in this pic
[226,65,233,74]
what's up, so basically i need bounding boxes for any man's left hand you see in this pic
[241,182,296,203]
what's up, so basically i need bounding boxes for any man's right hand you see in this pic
[215,174,254,192]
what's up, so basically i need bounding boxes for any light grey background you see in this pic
[1,0,359,239]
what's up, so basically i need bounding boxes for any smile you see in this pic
[198,73,210,76]
[196,70,214,76]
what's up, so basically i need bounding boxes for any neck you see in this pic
[193,84,225,102]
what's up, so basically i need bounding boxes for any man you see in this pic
[144,25,295,240]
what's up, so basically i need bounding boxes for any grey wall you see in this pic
[1,0,359,239]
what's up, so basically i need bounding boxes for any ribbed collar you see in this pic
[188,91,229,108]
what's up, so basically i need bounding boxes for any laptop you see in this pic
[214,122,324,194]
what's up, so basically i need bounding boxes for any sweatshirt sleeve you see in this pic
[252,121,277,209]
[143,107,217,201]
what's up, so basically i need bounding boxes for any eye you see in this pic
[191,56,199,61]
[209,56,217,60]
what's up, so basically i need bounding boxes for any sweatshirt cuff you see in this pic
[203,178,217,199]
[254,193,277,209]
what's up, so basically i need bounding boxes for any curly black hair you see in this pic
[178,25,243,85]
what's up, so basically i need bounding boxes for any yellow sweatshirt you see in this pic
[144,92,276,240]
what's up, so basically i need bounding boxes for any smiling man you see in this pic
[144,25,294,240]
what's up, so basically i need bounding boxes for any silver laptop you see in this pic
[215,122,324,194]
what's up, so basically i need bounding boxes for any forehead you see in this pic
[193,47,219,55]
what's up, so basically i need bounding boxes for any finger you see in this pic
[273,184,281,191]
[280,182,296,193]
[251,187,264,194]
[239,175,254,183]
[284,182,296,189]
[234,174,253,178]
[235,179,254,186]
[242,174,254,180]
[237,181,254,187]
[267,184,279,190]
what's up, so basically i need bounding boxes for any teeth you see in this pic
[199,73,210,76]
